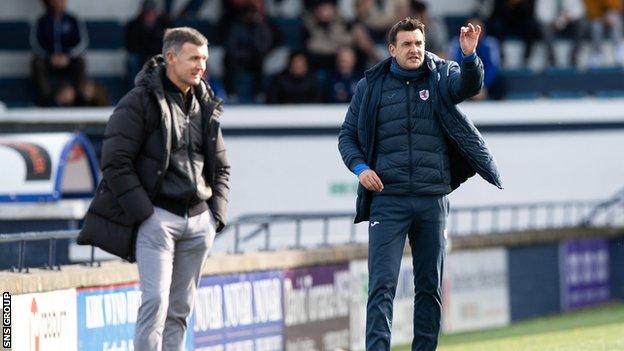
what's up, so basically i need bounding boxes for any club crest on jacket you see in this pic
[419,89,429,101]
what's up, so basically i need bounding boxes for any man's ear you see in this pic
[388,44,397,58]
[165,51,176,64]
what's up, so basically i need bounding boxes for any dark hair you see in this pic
[386,17,426,45]
[162,27,208,56]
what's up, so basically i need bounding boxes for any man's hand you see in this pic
[359,170,384,192]
[459,23,481,56]
[50,53,70,69]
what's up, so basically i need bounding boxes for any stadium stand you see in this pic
[2,0,624,106]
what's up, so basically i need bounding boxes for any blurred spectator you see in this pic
[325,46,363,103]
[583,0,624,66]
[221,0,265,32]
[302,0,380,72]
[354,0,396,38]
[205,67,227,101]
[30,0,88,106]
[449,18,502,100]
[224,4,274,102]
[487,0,540,65]
[78,80,110,106]
[536,0,586,67]
[267,51,322,103]
[125,0,169,88]
[411,0,448,58]
[52,81,77,107]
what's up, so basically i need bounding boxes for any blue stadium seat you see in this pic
[0,22,31,51]
[0,78,34,107]
[271,17,304,49]
[86,21,124,50]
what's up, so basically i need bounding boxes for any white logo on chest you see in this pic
[419,89,429,101]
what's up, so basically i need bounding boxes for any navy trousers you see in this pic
[366,194,449,351]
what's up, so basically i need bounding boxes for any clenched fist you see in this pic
[359,170,384,192]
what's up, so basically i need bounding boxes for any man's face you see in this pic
[50,0,66,13]
[166,42,208,88]
[389,29,425,70]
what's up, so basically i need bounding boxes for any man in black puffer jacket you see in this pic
[338,18,502,351]
[77,27,229,351]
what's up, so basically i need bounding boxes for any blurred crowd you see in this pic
[29,0,624,106]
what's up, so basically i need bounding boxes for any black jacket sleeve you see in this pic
[338,78,367,172]
[210,123,230,233]
[101,89,154,223]
[447,57,484,104]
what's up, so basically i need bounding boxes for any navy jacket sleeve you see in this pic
[338,78,367,172]
[446,56,484,103]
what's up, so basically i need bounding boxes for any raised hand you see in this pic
[459,23,482,56]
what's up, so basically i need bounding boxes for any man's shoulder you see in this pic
[115,86,154,112]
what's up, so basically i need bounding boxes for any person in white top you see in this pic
[535,0,586,67]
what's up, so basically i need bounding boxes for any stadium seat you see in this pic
[271,17,304,49]
[0,22,31,51]
[86,20,124,50]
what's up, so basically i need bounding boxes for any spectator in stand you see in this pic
[354,0,397,38]
[52,81,78,107]
[487,0,540,65]
[325,46,363,103]
[267,51,322,103]
[30,0,88,106]
[449,17,502,100]
[583,0,624,66]
[224,4,274,102]
[78,80,111,106]
[535,0,586,68]
[125,0,170,88]
[303,0,380,73]
[411,0,448,58]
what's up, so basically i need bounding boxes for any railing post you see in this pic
[349,218,356,243]
[321,218,329,246]
[294,219,302,249]
[511,206,519,231]
[264,223,271,251]
[18,240,26,273]
[546,204,555,228]
[471,208,479,234]
[90,245,96,267]
[450,211,458,236]
[528,205,537,230]
[234,223,241,253]
[491,207,499,234]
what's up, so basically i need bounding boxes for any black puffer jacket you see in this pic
[77,55,230,261]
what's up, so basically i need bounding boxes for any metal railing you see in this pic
[1,196,623,272]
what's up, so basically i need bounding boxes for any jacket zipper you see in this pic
[186,113,197,218]
[406,80,412,192]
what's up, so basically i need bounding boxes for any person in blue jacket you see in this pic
[30,0,89,106]
[338,17,502,351]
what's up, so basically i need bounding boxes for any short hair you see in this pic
[386,17,426,45]
[162,27,208,56]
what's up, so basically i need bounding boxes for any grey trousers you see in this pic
[134,207,216,351]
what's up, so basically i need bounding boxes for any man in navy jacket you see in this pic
[30,0,88,106]
[338,17,502,351]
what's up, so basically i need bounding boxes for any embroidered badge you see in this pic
[419,89,429,101]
